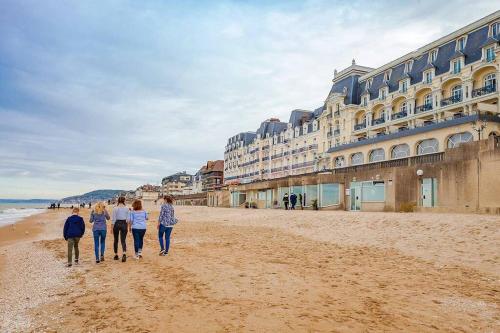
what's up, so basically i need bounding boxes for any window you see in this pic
[429,49,438,63]
[362,96,368,106]
[452,59,461,74]
[362,181,385,202]
[384,71,391,81]
[303,124,307,134]
[417,139,439,155]
[351,152,364,165]
[399,80,408,93]
[295,128,299,137]
[425,71,433,84]
[447,132,473,148]
[486,47,495,62]
[367,78,373,88]
[491,22,500,36]
[404,61,412,73]
[304,185,318,207]
[484,73,496,88]
[457,37,466,51]
[319,183,340,207]
[391,144,410,159]
[400,102,408,114]
[334,156,345,168]
[379,88,387,100]
[336,104,340,112]
[369,148,385,162]
[424,93,432,107]
[313,121,317,131]
[451,85,462,101]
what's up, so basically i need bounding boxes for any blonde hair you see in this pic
[94,202,106,214]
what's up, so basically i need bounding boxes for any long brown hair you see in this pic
[117,196,126,205]
[163,195,173,204]
[132,199,142,211]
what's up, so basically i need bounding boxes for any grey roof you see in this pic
[256,120,288,137]
[479,36,499,48]
[422,62,436,71]
[450,50,465,60]
[227,132,256,147]
[289,110,313,127]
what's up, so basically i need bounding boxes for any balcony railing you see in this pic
[354,122,367,131]
[261,145,270,150]
[415,103,433,114]
[334,111,340,117]
[270,153,283,160]
[391,111,407,120]
[308,144,318,150]
[441,94,462,107]
[262,156,269,161]
[291,161,315,169]
[271,167,283,173]
[372,117,385,125]
[472,84,496,98]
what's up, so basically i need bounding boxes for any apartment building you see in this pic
[225,11,500,184]
[161,171,193,196]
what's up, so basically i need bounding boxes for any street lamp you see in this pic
[472,119,487,140]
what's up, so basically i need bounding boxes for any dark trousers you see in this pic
[132,228,146,254]
[290,202,296,210]
[158,225,173,253]
[113,220,128,254]
[284,202,289,210]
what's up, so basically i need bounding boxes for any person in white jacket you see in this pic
[112,196,129,262]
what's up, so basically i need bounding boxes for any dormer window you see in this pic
[336,104,340,112]
[491,22,500,37]
[384,70,391,81]
[379,88,387,100]
[452,59,462,74]
[429,49,438,63]
[362,95,368,107]
[485,45,496,62]
[404,61,413,74]
[295,127,299,137]
[423,70,433,84]
[456,37,466,51]
[399,79,408,93]
[312,121,318,131]
[367,78,373,89]
[303,124,308,135]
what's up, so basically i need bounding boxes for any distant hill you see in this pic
[60,190,127,204]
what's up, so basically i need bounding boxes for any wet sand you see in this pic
[0,206,499,332]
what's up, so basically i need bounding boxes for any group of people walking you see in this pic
[282,192,303,210]
[63,195,178,267]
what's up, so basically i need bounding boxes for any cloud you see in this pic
[0,0,498,198]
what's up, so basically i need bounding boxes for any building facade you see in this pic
[161,171,193,196]
[201,160,224,192]
[224,12,500,186]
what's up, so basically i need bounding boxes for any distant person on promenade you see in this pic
[282,193,289,210]
[89,202,110,264]
[298,193,303,210]
[157,195,178,256]
[57,203,60,209]
[88,202,92,209]
[129,200,148,260]
[112,196,129,262]
[290,193,297,210]
[63,207,85,267]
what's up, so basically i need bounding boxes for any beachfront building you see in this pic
[224,11,500,213]
[201,160,224,192]
[161,171,193,196]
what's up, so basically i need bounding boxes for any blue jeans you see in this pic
[132,228,146,254]
[93,230,107,260]
[158,225,173,253]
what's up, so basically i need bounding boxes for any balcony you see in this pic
[334,111,340,117]
[291,161,315,169]
[391,111,407,120]
[262,156,269,161]
[441,94,462,107]
[372,117,385,125]
[261,145,270,150]
[271,167,283,173]
[354,121,367,131]
[271,153,283,160]
[415,104,433,114]
[472,84,496,98]
[334,129,340,136]
[308,144,318,150]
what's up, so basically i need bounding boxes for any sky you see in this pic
[0,0,498,199]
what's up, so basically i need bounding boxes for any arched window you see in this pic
[334,156,345,168]
[484,73,496,88]
[451,85,462,100]
[369,149,385,162]
[391,144,410,159]
[351,152,364,165]
[400,102,408,113]
[447,132,473,148]
[424,93,432,107]
[417,139,439,155]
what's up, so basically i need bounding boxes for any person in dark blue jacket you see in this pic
[63,207,86,267]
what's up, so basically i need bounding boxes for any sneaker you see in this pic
[122,254,127,262]
[138,250,143,259]
[163,252,168,256]
[159,250,165,256]
[100,255,105,262]
[75,259,79,265]
[134,254,139,260]
[96,260,100,264]
[67,263,72,267]
[114,254,119,260]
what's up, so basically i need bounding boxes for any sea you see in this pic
[0,200,54,227]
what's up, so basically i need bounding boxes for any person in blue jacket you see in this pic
[63,207,86,267]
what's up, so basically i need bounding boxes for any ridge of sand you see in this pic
[0,207,499,332]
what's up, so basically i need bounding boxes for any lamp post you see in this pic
[472,119,487,140]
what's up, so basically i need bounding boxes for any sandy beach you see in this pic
[0,206,499,332]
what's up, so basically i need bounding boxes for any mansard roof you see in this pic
[256,119,288,137]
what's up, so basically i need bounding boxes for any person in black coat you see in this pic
[290,193,297,210]
[63,207,86,267]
